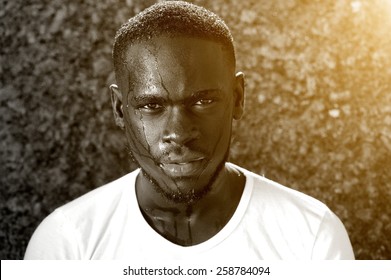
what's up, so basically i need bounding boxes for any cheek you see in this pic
[202,110,233,149]
[124,111,164,158]
[141,121,162,150]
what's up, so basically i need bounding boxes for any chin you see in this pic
[156,161,226,203]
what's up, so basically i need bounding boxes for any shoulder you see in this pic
[233,163,330,217]
[230,163,334,240]
[58,169,139,216]
[24,169,140,259]
[230,163,354,259]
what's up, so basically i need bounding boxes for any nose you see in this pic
[162,106,199,145]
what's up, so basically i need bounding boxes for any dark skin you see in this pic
[110,36,245,246]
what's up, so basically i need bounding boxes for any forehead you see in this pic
[119,36,234,94]
[124,35,232,66]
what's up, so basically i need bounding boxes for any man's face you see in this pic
[112,36,244,202]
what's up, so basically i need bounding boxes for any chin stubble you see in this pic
[129,148,229,205]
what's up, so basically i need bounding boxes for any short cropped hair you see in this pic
[112,1,235,76]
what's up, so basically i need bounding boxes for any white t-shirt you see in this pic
[24,164,355,260]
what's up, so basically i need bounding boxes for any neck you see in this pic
[135,163,245,245]
[136,163,228,213]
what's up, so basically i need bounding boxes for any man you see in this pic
[25,1,354,259]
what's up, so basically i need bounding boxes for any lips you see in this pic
[159,157,205,177]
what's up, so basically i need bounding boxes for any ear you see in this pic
[233,72,245,120]
[109,84,125,129]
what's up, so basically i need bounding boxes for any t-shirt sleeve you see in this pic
[24,209,80,260]
[311,210,355,260]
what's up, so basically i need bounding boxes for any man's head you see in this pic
[112,1,236,91]
[110,1,244,204]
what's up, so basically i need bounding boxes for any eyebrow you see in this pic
[129,88,222,105]
[189,88,223,103]
[192,89,222,97]
[131,94,166,105]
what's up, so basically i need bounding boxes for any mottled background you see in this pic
[1,0,390,259]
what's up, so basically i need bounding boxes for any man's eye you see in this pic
[141,103,163,110]
[194,99,214,105]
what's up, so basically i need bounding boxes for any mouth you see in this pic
[159,157,206,177]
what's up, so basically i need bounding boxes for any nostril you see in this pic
[162,129,199,145]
